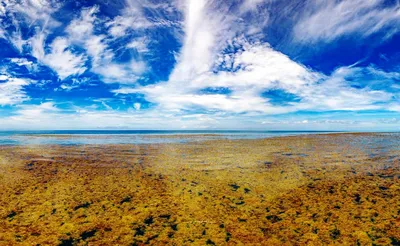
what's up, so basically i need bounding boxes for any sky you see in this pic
[0,0,399,131]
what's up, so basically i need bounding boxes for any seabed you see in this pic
[0,133,399,245]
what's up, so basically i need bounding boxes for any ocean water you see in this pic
[0,130,339,145]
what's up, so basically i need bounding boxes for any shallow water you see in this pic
[0,130,339,145]
[0,133,399,245]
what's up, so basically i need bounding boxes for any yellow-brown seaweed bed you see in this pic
[0,133,399,245]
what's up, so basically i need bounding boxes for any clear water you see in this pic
[0,130,339,146]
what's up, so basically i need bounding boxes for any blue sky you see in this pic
[0,0,399,130]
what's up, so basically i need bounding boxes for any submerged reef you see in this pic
[0,133,399,245]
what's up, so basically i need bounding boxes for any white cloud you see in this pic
[120,36,397,114]
[0,105,187,130]
[66,6,98,42]
[57,83,78,91]
[84,35,110,66]
[105,0,181,38]
[0,0,6,16]
[9,31,26,52]
[106,0,152,38]
[65,5,113,69]
[294,0,400,42]
[45,37,87,79]
[169,0,237,82]
[240,0,273,14]
[0,75,30,106]
[2,0,172,85]
[9,57,38,72]
[123,36,319,114]
[16,102,59,119]
[107,15,152,37]
[2,103,399,131]
[0,0,61,51]
[262,119,360,126]
[126,1,399,116]
[10,58,34,67]
[119,1,290,114]
[112,0,398,115]
[380,118,400,123]
[283,66,395,111]
[10,0,61,25]
[63,5,147,84]
[388,104,400,112]
[0,0,60,26]
[26,5,145,83]
[208,37,318,90]
[105,0,183,38]
[127,37,149,53]
[0,29,5,39]
[92,63,142,84]
[134,103,141,110]
[31,36,87,79]
[30,32,45,60]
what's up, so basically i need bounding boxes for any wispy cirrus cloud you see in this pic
[3,0,61,24]
[30,34,87,79]
[65,5,149,83]
[106,0,152,38]
[0,0,61,51]
[127,37,150,53]
[293,0,400,43]
[0,74,30,105]
[22,4,148,83]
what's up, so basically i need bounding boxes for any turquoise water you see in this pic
[0,130,340,145]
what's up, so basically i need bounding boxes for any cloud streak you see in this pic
[0,74,30,106]
[293,0,400,43]
[31,35,87,79]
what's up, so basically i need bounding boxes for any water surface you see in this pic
[0,130,339,145]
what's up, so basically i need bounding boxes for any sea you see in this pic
[0,130,340,145]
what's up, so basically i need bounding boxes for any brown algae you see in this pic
[0,133,399,245]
